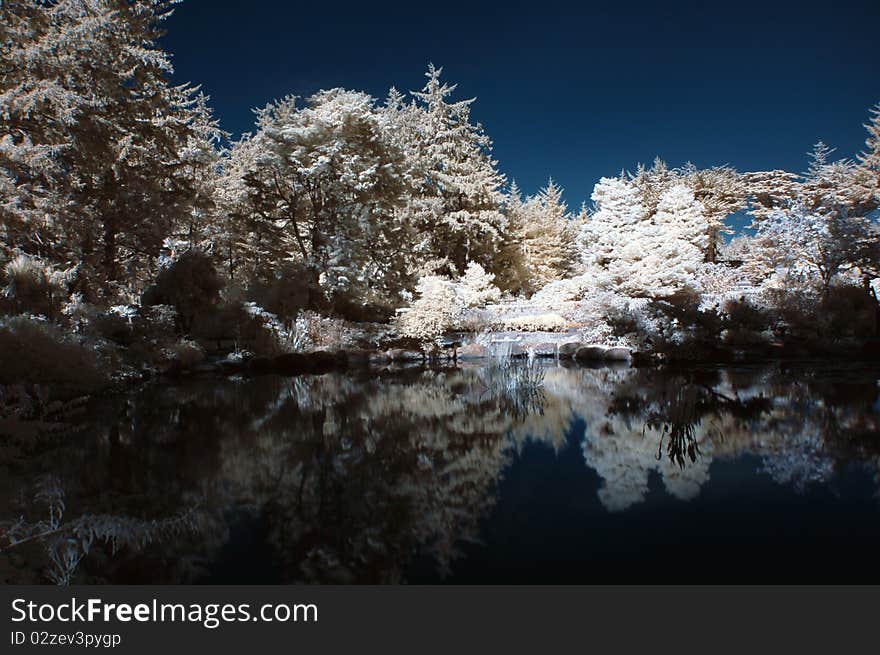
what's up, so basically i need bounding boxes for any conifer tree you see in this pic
[408,64,508,278]
[0,0,217,296]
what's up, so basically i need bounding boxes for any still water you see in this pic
[4,360,880,584]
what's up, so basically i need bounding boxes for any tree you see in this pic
[629,159,746,262]
[407,64,508,279]
[617,185,705,298]
[579,181,705,298]
[800,141,876,218]
[858,103,880,204]
[396,275,461,348]
[515,180,578,293]
[0,0,218,296]
[457,261,501,308]
[579,176,645,272]
[220,89,414,311]
[680,163,746,262]
[743,169,802,224]
[752,204,875,297]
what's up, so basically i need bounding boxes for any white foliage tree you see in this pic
[407,64,508,279]
[396,275,461,347]
[858,103,880,204]
[504,179,578,294]
[616,185,706,298]
[0,0,219,294]
[752,204,874,296]
[579,176,645,272]
[580,180,704,298]
[457,261,501,308]
[220,89,414,309]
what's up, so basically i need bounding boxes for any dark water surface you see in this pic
[4,361,880,584]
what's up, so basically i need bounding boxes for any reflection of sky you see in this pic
[411,364,880,582]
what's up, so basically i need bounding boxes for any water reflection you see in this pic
[3,361,880,583]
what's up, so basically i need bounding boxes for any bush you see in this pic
[457,262,502,308]
[166,339,205,369]
[142,250,223,334]
[530,275,595,308]
[0,316,106,391]
[722,298,772,333]
[818,284,876,340]
[396,276,461,347]
[494,313,570,332]
[1,255,70,320]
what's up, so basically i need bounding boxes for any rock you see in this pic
[604,347,632,361]
[343,349,372,368]
[558,342,582,358]
[528,342,558,357]
[574,346,607,361]
[216,357,246,375]
[308,350,347,372]
[248,356,275,374]
[457,343,490,359]
[387,349,422,362]
[271,352,310,374]
[509,343,527,358]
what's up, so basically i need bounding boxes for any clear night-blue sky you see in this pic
[163,0,880,209]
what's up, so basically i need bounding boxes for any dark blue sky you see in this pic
[163,0,880,209]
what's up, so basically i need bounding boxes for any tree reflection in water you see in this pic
[3,361,880,583]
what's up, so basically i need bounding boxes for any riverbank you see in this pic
[155,328,880,380]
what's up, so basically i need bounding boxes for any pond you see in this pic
[3,360,880,584]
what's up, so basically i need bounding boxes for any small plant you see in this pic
[0,477,200,586]
[2,254,72,320]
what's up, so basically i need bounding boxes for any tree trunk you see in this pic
[103,220,118,282]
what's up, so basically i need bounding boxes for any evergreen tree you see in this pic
[408,64,508,278]
[0,0,217,296]
[858,103,880,202]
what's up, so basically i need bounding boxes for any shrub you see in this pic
[494,313,570,332]
[142,250,223,334]
[530,275,595,309]
[818,284,876,340]
[457,307,493,333]
[722,298,771,333]
[2,255,71,319]
[396,276,461,347]
[457,262,502,308]
[166,339,205,369]
[0,316,106,391]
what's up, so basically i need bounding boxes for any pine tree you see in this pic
[800,141,876,217]
[628,159,745,262]
[513,179,577,293]
[408,64,508,278]
[615,185,705,298]
[858,103,880,202]
[579,176,645,272]
[0,0,216,297]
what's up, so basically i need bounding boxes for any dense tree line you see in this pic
[2,0,880,367]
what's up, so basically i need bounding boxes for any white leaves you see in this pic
[457,262,501,308]
[578,180,707,298]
